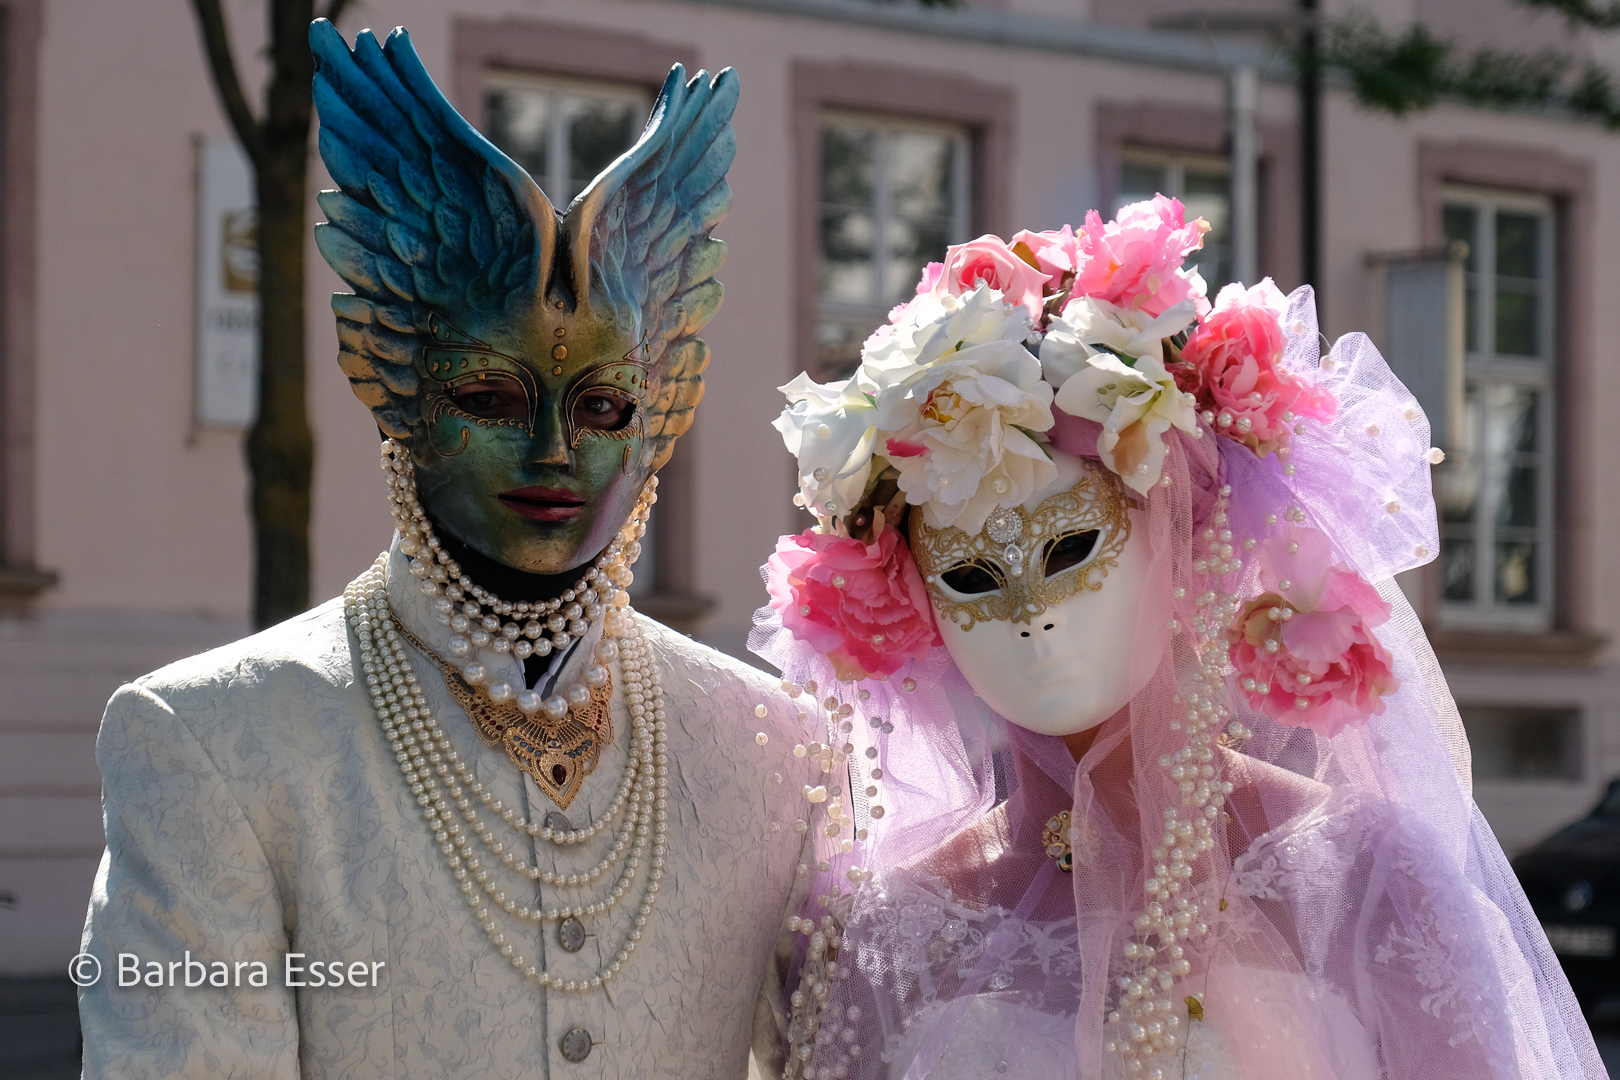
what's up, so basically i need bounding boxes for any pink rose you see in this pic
[1175,280,1336,457]
[1227,529,1400,737]
[767,525,941,682]
[1010,225,1081,294]
[1072,196,1211,317]
[931,235,1049,323]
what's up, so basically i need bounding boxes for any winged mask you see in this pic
[308,19,736,472]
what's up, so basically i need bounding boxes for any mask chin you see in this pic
[936,503,1161,738]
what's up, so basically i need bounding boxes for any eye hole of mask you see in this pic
[1042,530,1101,578]
[445,376,528,422]
[939,561,1003,595]
[573,390,637,433]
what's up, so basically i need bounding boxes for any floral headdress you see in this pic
[769,196,1397,736]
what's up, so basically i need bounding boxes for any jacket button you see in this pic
[559,1027,592,1063]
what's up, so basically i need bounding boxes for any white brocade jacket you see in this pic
[79,541,814,1078]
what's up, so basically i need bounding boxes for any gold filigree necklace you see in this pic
[396,620,613,810]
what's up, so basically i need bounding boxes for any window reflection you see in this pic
[1439,193,1552,629]
[484,76,647,207]
[815,115,970,380]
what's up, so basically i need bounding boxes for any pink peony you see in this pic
[767,524,941,682]
[1010,225,1081,294]
[929,235,1050,323]
[1227,529,1400,737]
[1071,196,1211,317]
[1175,280,1336,457]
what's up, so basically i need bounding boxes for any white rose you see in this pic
[879,339,1056,533]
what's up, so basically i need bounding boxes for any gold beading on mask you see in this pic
[910,465,1131,629]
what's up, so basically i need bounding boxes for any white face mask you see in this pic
[912,451,1160,738]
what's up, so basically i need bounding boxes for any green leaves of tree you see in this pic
[1321,13,1620,128]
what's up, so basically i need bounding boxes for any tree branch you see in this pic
[1517,0,1620,30]
[188,0,265,166]
[322,0,355,26]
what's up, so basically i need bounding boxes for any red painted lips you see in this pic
[498,486,586,523]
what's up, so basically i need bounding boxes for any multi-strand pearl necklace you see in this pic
[381,438,654,723]
[345,555,671,993]
[1104,484,1256,1075]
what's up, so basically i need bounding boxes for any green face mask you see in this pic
[310,25,737,577]
[409,312,654,575]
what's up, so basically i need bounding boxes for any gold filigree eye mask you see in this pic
[910,465,1132,629]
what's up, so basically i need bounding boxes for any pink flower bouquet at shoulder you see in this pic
[1227,527,1400,737]
[766,521,941,683]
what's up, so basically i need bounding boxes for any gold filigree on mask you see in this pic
[910,465,1132,629]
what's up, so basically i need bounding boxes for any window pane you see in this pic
[1443,205,1479,352]
[886,130,956,305]
[1486,384,1538,453]
[566,96,639,203]
[485,87,549,181]
[821,124,876,209]
[1439,463,1478,524]
[1118,162,1169,208]
[1442,205,1477,271]
[1442,538,1476,601]
[1494,287,1540,357]
[1495,541,1537,604]
[1439,385,1479,523]
[1495,211,1540,280]
[887,212,950,305]
[1183,167,1231,290]
[814,316,869,382]
[1495,466,1539,528]
[820,208,876,304]
[887,131,953,219]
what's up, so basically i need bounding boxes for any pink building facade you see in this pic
[1,0,1618,972]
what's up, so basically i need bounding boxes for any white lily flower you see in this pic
[1052,350,1198,496]
[773,372,879,519]
[1039,296,1198,389]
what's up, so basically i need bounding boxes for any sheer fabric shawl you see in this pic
[751,288,1603,1080]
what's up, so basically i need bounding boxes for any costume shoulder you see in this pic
[636,612,782,700]
[107,595,355,732]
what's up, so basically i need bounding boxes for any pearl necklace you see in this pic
[346,556,670,993]
[381,439,656,724]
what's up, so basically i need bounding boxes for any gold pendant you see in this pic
[436,666,613,811]
[1043,810,1074,873]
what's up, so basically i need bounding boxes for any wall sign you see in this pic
[195,137,258,427]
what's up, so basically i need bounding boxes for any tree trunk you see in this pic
[247,0,317,628]
[248,137,313,627]
[190,0,352,628]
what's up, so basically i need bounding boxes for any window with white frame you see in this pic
[484,72,650,208]
[482,71,662,597]
[1117,152,1233,292]
[816,113,972,380]
[1437,189,1555,631]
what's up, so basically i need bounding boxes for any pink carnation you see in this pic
[929,234,1049,323]
[1227,529,1400,737]
[1176,280,1336,457]
[1072,196,1211,317]
[767,525,941,682]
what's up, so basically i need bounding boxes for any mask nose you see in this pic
[1017,609,1063,639]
